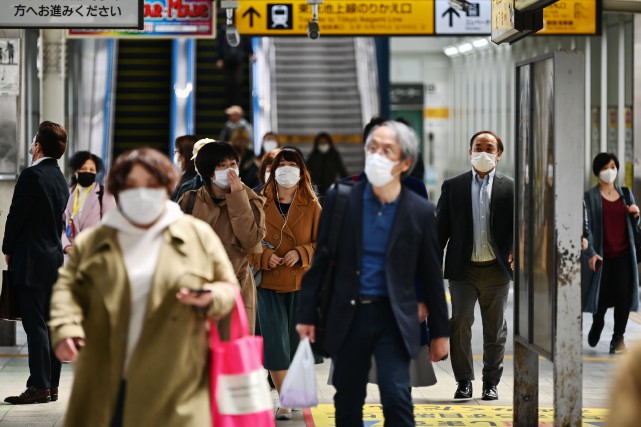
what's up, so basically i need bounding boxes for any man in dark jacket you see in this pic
[297,121,449,427]
[436,130,514,401]
[2,121,69,404]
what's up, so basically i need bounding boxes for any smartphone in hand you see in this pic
[595,259,603,270]
[190,289,212,295]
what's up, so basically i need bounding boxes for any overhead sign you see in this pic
[235,0,435,36]
[540,0,598,34]
[435,0,491,35]
[0,0,143,29]
[68,0,215,38]
[390,83,424,106]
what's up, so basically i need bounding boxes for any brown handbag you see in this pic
[0,270,20,321]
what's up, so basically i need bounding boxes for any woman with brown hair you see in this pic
[49,148,238,427]
[250,148,322,420]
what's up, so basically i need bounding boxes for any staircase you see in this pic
[113,40,172,157]
[272,38,365,174]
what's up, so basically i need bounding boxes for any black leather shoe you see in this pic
[610,336,626,354]
[588,320,604,347]
[4,386,51,404]
[482,383,499,401]
[50,387,58,402]
[454,380,472,399]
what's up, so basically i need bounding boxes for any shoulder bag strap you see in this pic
[186,190,197,215]
[326,182,352,259]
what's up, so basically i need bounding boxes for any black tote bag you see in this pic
[0,270,20,321]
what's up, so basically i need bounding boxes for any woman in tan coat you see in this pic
[179,140,266,334]
[250,148,322,420]
[49,149,239,427]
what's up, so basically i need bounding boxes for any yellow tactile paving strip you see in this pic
[306,404,608,426]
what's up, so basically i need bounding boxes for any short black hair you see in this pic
[362,116,387,144]
[36,121,67,159]
[68,151,105,186]
[592,152,619,176]
[469,130,504,153]
[194,141,240,179]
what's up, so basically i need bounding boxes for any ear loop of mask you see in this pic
[273,184,298,251]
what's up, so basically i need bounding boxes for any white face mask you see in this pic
[275,166,300,188]
[264,171,270,183]
[470,152,497,173]
[118,188,167,226]
[212,167,240,189]
[599,168,617,184]
[263,140,278,153]
[365,152,397,187]
[318,144,330,154]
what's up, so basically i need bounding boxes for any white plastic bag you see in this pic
[279,338,318,408]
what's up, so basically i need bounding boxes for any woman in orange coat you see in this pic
[250,148,321,420]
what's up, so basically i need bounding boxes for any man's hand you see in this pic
[283,250,300,267]
[428,337,449,362]
[581,237,588,251]
[508,252,515,271]
[228,169,243,193]
[588,254,603,272]
[54,337,85,363]
[296,324,315,342]
[216,59,224,69]
[418,302,428,323]
[4,254,11,266]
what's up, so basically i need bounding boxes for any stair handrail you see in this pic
[354,37,380,127]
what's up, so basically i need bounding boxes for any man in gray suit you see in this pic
[436,130,514,401]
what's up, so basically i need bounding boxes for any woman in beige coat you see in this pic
[49,148,239,427]
[179,140,266,334]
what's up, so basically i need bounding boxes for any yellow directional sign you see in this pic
[539,0,598,35]
[235,0,435,36]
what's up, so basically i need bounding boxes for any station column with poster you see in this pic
[513,51,584,426]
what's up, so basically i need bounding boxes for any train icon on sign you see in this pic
[272,5,289,27]
[268,4,293,30]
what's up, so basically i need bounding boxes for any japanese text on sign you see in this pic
[68,0,215,39]
[236,0,435,36]
[0,1,142,29]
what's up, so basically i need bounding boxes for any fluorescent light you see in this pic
[444,47,459,56]
[472,38,489,48]
[458,43,473,53]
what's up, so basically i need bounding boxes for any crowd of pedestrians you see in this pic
[2,116,640,426]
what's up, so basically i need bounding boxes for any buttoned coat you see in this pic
[62,182,117,249]
[2,158,69,288]
[179,184,265,333]
[581,184,640,313]
[250,190,322,293]
[436,170,515,282]
[49,215,239,427]
[297,180,449,358]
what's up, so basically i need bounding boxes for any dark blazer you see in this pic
[297,180,449,359]
[436,170,514,281]
[2,159,69,289]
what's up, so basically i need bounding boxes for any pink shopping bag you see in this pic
[210,291,275,427]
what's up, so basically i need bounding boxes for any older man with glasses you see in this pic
[297,121,449,427]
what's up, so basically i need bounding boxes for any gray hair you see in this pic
[364,120,419,179]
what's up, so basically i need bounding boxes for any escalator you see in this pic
[195,39,251,140]
[112,40,172,157]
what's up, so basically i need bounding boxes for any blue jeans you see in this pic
[332,301,413,427]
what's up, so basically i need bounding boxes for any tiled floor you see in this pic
[0,289,637,426]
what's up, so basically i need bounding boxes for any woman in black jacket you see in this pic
[306,132,348,197]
